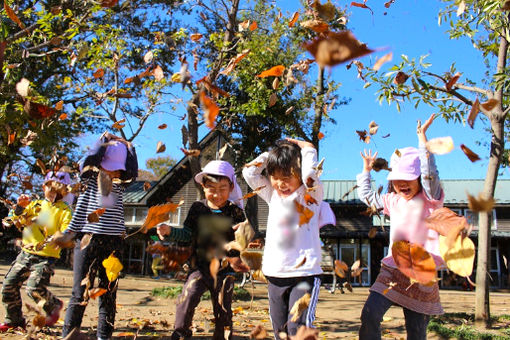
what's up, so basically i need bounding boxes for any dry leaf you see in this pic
[480,98,499,111]
[4,2,25,29]
[80,234,93,250]
[268,93,277,107]
[285,106,295,115]
[143,182,151,191]
[304,193,318,206]
[503,0,510,10]
[300,19,329,33]
[158,124,167,130]
[368,227,377,238]
[304,31,374,68]
[290,293,311,322]
[382,282,397,295]
[295,200,314,226]
[368,121,379,135]
[234,220,255,250]
[241,250,263,270]
[295,257,307,269]
[460,144,480,162]
[141,201,184,233]
[424,207,469,242]
[334,260,348,278]
[356,130,370,144]
[373,52,392,71]
[59,113,67,120]
[467,192,495,212]
[312,0,336,21]
[393,71,409,85]
[156,141,166,153]
[392,240,437,284]
[439,234,475,277]
[190,33,203,42]
[210,257,220,288]
[446,72,461,91]
[289,12,300,27]
[272,77,280,90]
[384,0,395,8]
[102,253,123,282]
[257,65,285,78]
[33,313,46,328]
[425,136,454,155]
[89,288,107,299]
[93,68,105,79]
[467,98,480,129]
[351,259,364,277]
[87,208,106,223]
[101,0,118,7]
[249,21,258,31]
[16,78,30,97]
[153,65,164,81]
[36,159,47,174]
[351,1,373,13]
[250,324,268,339]
[317,131,325,140]
[220,49,250,75]
[144,50,154,64]
[200,91,220,129]
[244,161,263,168]
[112,118,126,130]
[196,77,230,98]
[180,148,201,157]
[241,185,266,201]
[55,100,64,111]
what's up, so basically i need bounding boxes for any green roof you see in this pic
[123,181,155,204]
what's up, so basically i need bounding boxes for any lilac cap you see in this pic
[386,147,421,181]
[44,171,72,186]
[100,141,127,171]
[194,160,235,184]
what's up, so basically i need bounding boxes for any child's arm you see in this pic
[417,114,443,200]
[156,202,200,243]
[356,150,384,210]
[241,152,273,203]
[287,138,324,201]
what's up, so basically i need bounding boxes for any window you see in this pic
[124,207,135,224]
[134,208,148,223]
[465,209,497,230]
[166,207,181,227]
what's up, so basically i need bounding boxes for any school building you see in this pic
[122,131,510,289]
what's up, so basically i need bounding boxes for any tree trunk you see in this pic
[475,117,505,326]
[311,66,325,151]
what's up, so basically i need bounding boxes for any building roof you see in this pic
[123,181,156,205]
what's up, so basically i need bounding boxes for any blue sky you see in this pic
[80,0,508,185]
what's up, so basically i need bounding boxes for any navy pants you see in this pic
[62,234,123,339]
[359,291,430,340]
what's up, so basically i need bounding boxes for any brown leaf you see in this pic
[392,240,437,284]
[257,65,285,78]
[503,0,510,10]
[467,98,480,129]
[101,0,118,7]
[268,93,278,107]
[272,77,280,90]
[304,193,318,206]
[144,50,154,64]
[351,259,364,277]
[312,0,336,21]
[460,144,480,162]
[295,256,307,269]
[373,52,392,71]
[244,161,263,168]
[143,182,151,191]
[4,2,25,29]
[93,68,105,79]
[384,0,395,8]
[190,33,203,42]
[368,121,379,135]
[351,2,373,13]
[153,65,164,81]
[196,77,230,98]
[141,201,184,233]
[158,124,167,129]
[210,257,220,288]
[89,288,107,299]
[446,72,461,91]
[292,326,319,340]
[467,192,495,212]
[200,91,219,129]
[250,324,268,339]
[481,98,499,111]
[220,49,250,75]
[87,208,106,223]
[294,200,314,226]
[36,159,47,174]
[356,130,370,144]
[425,136,454,155]
[33,313,46,328]
[80,234,93,250]
[112,118,126,130]
[241,250,263,271]
[180,148,201,157]
[290,293,311,322]
[285,106,295,115]
[289,12,300,27]
[55,100,64,111]
[334,260,348,278]
[424,207,469,238]
[368,227,377,238]
[371,158,390,172]
[300,19,329,33]
[393,71,409,85]
[156,141,166,153]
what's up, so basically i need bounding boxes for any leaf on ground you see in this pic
[87,208,106,223]
[446,72,461,91]
[156,141,166,153]
[33,313,46,328]
[102,252,123,282]
[291,326,319,340]
[290,293,311,322]
[200,91,219,129]
[392,240,437,285]
[295,200,314,226]
[460,144,480,162]
[425,136,454,155]
[439,234,475,277]
[250,324,268,339]
[467,192,495,212]
[257,65,285,78]
[141,200,184,233]
[467,98,480,128]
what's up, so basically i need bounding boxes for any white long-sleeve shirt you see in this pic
[243,147,324,278]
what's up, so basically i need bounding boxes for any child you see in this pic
[242,138,323,339]
[61,133,137,340]
[357,114,444,340]
[157,160,247,340]
[0,171,73,331]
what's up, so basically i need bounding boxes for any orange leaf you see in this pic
[93,68,105,79]
[481,98,499,111]
[4,1,25,29]
[304,193,318,205]
[7,131,16,146]
[180,148,201,157]
[196,77,230,98]
[220,49,250,76]
[334,260,348,278]
[289,12,300,27]
[244,161,263,168]
[210,257,220,288]
[55,100,64,111]
[241,185,266,201]
[200,91,219,129]
[467,98,480,129]
[460,144,480,162]
[101,0,118,7]
[351,1,373,13]
[256,65,285,78]
[141,201,184,233]
[152,65,164,81]
[300,19,329,33]
[446,72,461,91]
[59,113,68,120]
[143,182,151,191]
[356,130,370,144]
[112,118,126,130]
[317,131,325,140]
[190,33,203,42]
[87,208,106,223]
[392,240,437,284]
[304,31,374,68]
[249,21,258,31]
[294,200,314,226]
[424,207,468,249]
[89,288,107,299]
[295,256,307,268]
[467,192,495,213]
[373,52,393,71]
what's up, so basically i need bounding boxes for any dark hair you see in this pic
[266,140,302,177]
[387,176,422,194]
[202,174,232,186]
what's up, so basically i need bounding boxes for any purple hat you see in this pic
[44,171,72,186]
[387,147,421,181]
[100,141,127,171]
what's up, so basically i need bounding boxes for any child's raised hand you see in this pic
[417,113,436,143]
[360,149,378,172]
[285,138,314,149]
[157,223,171,240]
[17,194,31,208]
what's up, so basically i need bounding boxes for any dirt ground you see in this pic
[0,265,509,339]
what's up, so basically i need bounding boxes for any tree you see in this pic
[363,0,509,326]
[146,155,177,179]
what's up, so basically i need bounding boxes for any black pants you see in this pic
[266,275,321,339]
[62,234,123,339]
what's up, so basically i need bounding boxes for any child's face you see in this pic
[202,178,233,209]
[270,170,302,198]
[392,179,421,200]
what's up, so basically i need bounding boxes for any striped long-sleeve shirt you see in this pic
[67,173,126,235]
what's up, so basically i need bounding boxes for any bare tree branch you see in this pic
[454,83,491,97]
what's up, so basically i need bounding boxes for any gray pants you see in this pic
[266,275,321,340]
[359,291,430,340]
[1,251,59,325]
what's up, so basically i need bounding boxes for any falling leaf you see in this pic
[244,161,263,168]
[317,132,325,140]
[256,65,285,78]
[295,257,307,269]
[384,0,395,8]
[312,0,336,21]
[424,207,469,242]
[480,98,499,111]
[368,121,379,135]
[141,201,184,233]
[249,21,258,31]
[460,144,480,162]
[220,49,250,76]
[351,259,364,277]
[439,234,475,277]
[368,227,377,238]
[351,2,373,13]
[241,251,263,270]
[180,148,201,157]
[89,288,107,299]
[196,77,230,98]
[294,200,314,226]
[112,118,126,130]
[153,65,164,81]
[289,12,300,27]
[300,19,329,33]
[382,281,397,295]
[157,124,167,130]
[285,106,295,115]
[425,136,454,155]
[371,158,390,172]
[250,324,268,339]
[200,91,220,129]
[373,52,392,71]
[446,72,461,91]
[190,33,203,42]
[80,233,93,251]
[334,260,348,278]
[234,220,255,250]
[290,293,311,322]
[341,185,358,200]
[55,100,64,111]
[144,50,154,64]
[392,240,437,284]
[156,141,166,153]
[93,68,105,79]
[272,77,280,90]
[467,192,495,212]
[356,130,370,144]
[304,31,374,68]
[101,0,118,7]
[102,253,123,282]
[87,208,106,223]
[457,1,466,16]
[16,78,30,97]
[268,93,278,107]
[4,1,25,29]
[33,313,46,328]
[393,71,409,85]
[143,182,151,191]
[210,257,220,288]
[304,193,318,206]
[467,98,480,129]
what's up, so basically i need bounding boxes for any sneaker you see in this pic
[0,321,26,332]
[45,299,63,327]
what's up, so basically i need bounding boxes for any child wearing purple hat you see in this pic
[356,114,445,340]
[157,160,249,340]
[0,171,73,332]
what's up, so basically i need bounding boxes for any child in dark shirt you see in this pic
[157,160,247,340]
